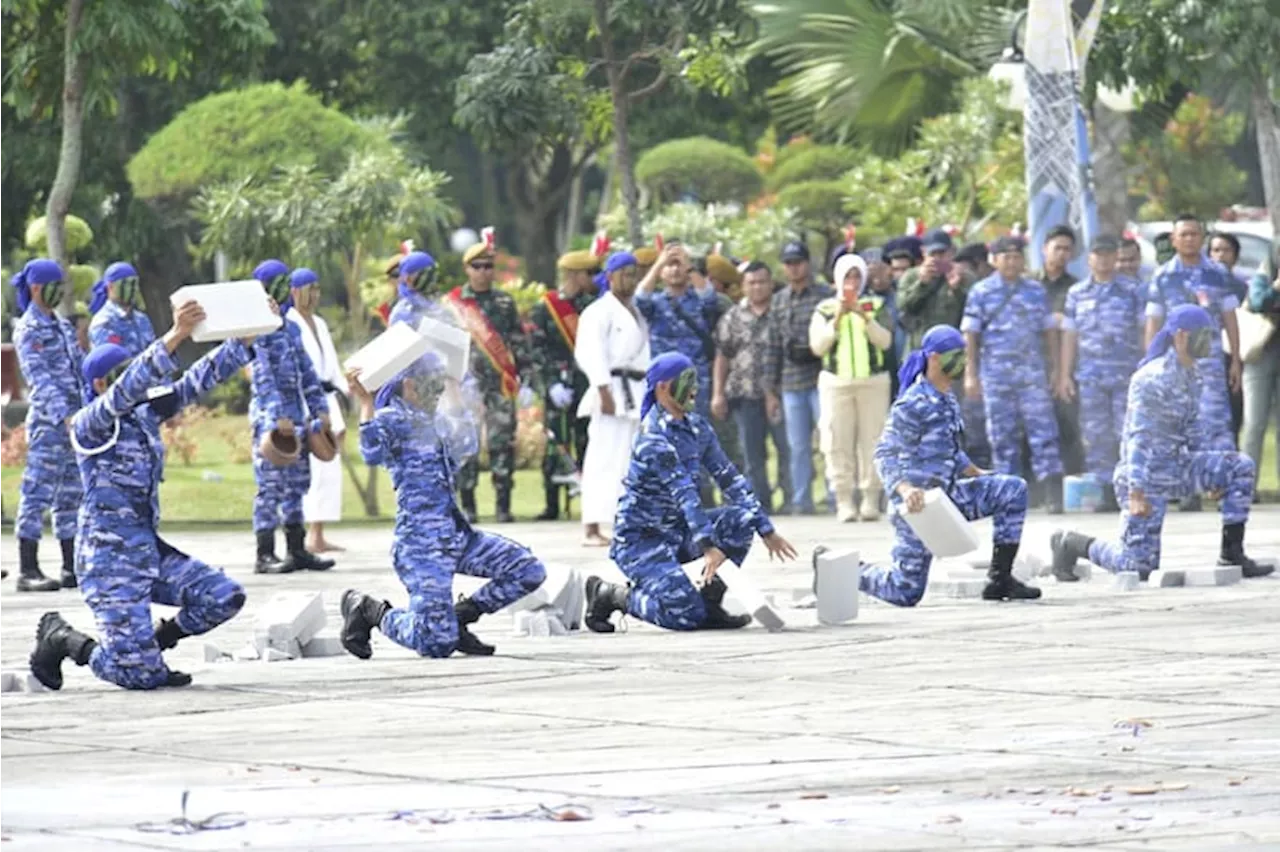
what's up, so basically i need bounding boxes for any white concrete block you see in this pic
[343,322,433,391]
[171,280,282,342]
[715,563,785,632]
[894,489,981,558]
[1159,571,1185,588]
[814,548,860,625]
[1183,565,1242,587]
[1,672,23,693]
[254,592,327,647]
[1114,572,1140,591]
[930,578,989,599]
[260,646,296,662]
[24,673,49,693]
[266,637,302,659]
[505,563,584,630]
[233,642,261,662]
[203,643,231,663]
[300,636,346,658]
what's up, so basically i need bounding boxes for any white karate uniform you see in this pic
[574,292,651,527]
[288,310,348,523]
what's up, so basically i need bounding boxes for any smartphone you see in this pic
[859,299,875,313]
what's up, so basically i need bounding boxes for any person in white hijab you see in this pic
[808,252,894,522]
[286,268,349,552]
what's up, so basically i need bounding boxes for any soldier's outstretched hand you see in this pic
[163,299,206,352]
[345,368,371,404]
[702,546,727,584]
[762,531,797,562]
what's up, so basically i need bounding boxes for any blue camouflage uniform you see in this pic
[359,374,545,657]
[249,263,329,533]
[13,299,85,543]
[1145,257,1237,452]
[71,340,251,689]
[860,378,1028,606]
[1062,275,1144,483]
[635,286,720,416]
[88,301,155,356]
[1086,348,1254,576]
[610,407,774,630]
[961,274,1063,481]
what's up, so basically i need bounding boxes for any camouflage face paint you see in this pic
[672,366,698,413]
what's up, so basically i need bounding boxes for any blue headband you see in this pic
[397,251,437,301]
[289,268,318,288]
[604,252,637,275]
[89,261,138,315]
[896,324,965,399]
[10,258,62,313]
[593,271,609,293]
[640,352,694,420]
[253,259,291,310]
[82,343,132,401]
[1140,304,1213,367]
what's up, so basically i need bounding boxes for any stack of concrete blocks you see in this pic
[208,592,345,662]
[508,563,584,637]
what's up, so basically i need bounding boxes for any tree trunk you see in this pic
[1092,102,1132,236]
[593,0,643,245]
[46,0,87,280]
[1253,82,1280,245]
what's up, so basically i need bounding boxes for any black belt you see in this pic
[610,368,646,411]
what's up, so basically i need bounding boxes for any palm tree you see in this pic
[752,0,1018,153]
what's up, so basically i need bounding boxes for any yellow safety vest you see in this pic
[822,295,885,379]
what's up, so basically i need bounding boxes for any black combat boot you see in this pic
[453,596,496,656]
[1049,530,1095,582]
[1043,474,1064,515]
[1097,484,1120,513]
[1219,522,1274,578]
[59,538,77,589]
[460,490,479,524]
[495,488,515,524]
[982,543,1042,601]
[16,539,60,592]
[284,523,334,571]
[534,485,560,521]
[29,612,97,690]
[339,589,391,659]
[254,529,293,574]
[154,617,191,651]
[584,576,630,633]
[699,576,752,629]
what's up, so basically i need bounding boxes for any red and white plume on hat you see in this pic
[713,241,724,255]
[942,224,960,237]
[844,224,857,250]
[905,217,926,237]
[1122,229,1137,241]
[399,239,415,254]
[591,232,611,258]
[481,227,496,252]
[655,233,665,251]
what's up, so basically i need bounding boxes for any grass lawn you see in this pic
[2,410,1277,526]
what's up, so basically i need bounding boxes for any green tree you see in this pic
[1,0,272,271]
[766,144,862,192]
[635,137,764,204]
[1092,0,1280,236]
[752,0,1016,153]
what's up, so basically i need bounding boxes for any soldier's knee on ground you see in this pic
[419,633,459,658]
[516,559,547,594]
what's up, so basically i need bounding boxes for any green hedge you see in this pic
[635,136,763,204]
[766,145,861,193]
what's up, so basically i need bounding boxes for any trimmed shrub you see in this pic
[766,145,861,192]
[635,137,763,204]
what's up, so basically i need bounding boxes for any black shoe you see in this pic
[584,576,629,633]
[1180,494,1202,512]
[284,523,334,571]
[16,539,60,592]
[495,490,515,524]
[460,490,478,524]
[1043,475,1064,515]
[534,486,560,521]
[700,577,751,629]
[1096,484,1120,513]
[339,590,390,659]
[154,617,190,651]
[982,542,1042,601]
[162,670,194,688]
[59,538,77,588]
[254,529,294,574]
[453,597,496,656]
[1049,530,1094,582]
[1218,522,1274,578]
[29,612,97,691]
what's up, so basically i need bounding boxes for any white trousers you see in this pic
[580,414,639,526]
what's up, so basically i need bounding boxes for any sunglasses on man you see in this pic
[469,262,494,271]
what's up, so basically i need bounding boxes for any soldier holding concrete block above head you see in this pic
[859,324,1042,606]
[1051,305,1273,583]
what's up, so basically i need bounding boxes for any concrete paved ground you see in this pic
[2,508,1278,850]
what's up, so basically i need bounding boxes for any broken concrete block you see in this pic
[505,563,584,630]
[265,637,302,659]
[24,673,49,693]
[204,643,232,663]
[260,646,295,662]
[1114,571,1140,591]
[1159,571,1185,588]
[1183,565,1242,587]
[716,562,784,632]
[254,592,326,647]
[930,577,989,599]
[300,635,346,658]
[1,672,23,693]
[233,642,261,662]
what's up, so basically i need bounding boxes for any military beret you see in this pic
[705,254,743,286]
[632,246,659,266]
[557,250,601,272]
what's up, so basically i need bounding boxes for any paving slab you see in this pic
[2,509,1279,850]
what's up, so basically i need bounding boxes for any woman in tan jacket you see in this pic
[809,253,894,521]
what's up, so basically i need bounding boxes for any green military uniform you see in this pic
[897,266,975,350]
[454,243,533,520]
[528,249,600,519]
